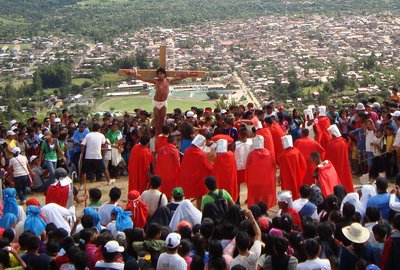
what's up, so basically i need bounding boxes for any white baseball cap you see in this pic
[29,155,38,164]
[9,119,17,127]
[355,103,366,111]
[54,118,61,123]
[104,240,124,253]
[166,232,181,249]
[186,111,195,118]
[391,111,400,118]
[11,147,21,155]
[6,130,15,137]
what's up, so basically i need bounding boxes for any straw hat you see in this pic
[342,223,370,244]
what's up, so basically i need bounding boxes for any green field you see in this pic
[100,73,121,83]
[72,78,95,86]
[94,96,213,113]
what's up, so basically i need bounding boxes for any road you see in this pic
[232,71,260,108]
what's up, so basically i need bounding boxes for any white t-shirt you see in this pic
[9,155,29,177]
[156,253,187,270]
[230,240,262,269]
[141,189,168,216]
[296,258,331,270]
[94,261,124,270]
[365,130,375,152]
[82,132,106,159]
[98,202,118,226]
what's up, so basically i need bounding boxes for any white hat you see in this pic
[304,109,314,120]
[252,135,264,150]
[104,240,124,253]
[29,155,38,163]
[277,190,293,208]
[216,139,228,153]
[186,111,195,118]
[10,126,18,131]
[192,134,206,148]
[9,119,17,127]
[355,103,365,111]
[328,124,341,137]
[342,223,370,244]
[318,106,327,116]
[221,109,227,114]
[281,135,293,149]
[11,147,21,155]
[54,118,61,123]
[166,232,181,249]
[391,111,400,118]
[6,130,15,137]
[372,102,381,109]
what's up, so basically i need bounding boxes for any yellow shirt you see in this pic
[5,139,17,159]
[386,135,394,152]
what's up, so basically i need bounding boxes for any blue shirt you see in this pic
[72,128,89,153]
[350,128,366,150]
[367,193,391,220]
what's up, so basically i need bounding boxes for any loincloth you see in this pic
[152,100,167,110]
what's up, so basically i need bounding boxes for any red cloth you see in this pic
[246,149,277,208]
[237,169,246,184]
[125,190,148,229]
[213,152,238,200]
[294,137,326,185]
[45,183,69,208]
[128,144,153,193]
[211,134,234,143]
[282,208,302,229]
[155,135,168,153]
[155,143,181,197]
[317,161,340,198]
[277,148,306,200]
[325,137,354,193]
[256,128,276,160]
[269,123,286,162]
[178,146,213,198]
[316,116,331,149]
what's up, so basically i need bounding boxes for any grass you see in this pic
[94,96,213,113]
[72,78,95,86]
[100,72,121,83]
[0,78,32,88]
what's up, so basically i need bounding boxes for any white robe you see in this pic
[169,200,202,231]
[41,203,74,234]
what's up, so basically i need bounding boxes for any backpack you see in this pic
[142,242,160,269]
[207,189,228,214]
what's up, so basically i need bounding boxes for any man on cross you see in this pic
[126,67,189,134]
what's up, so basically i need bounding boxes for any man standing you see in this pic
[277,135,306,200]
[292,185,319,222]
[245,135,277,208]
[157,233,187,270]
[326,125,354,193]
[141,175,168,217]
[310,151,340,198]
[294,129,325,185]
[213,139,238,201]
[128,135,153,193]
[315,106,331,149]
[201,176,235,211]
[179,111,196,153]
[80,123,112,186]
[72,121,89,170]
[178,134,213,208]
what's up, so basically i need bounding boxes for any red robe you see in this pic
[282,208,302,229]
[325,137,354,193]
[213,152,238,201]
[269,123,286,162]
[294,137,326,185]
[155,135,168,153]
[277,147,307,200]
[178,146,213,198]
[318,161,340,198]
[155,143,181,197]
[316,116,331,149]
[45,183,69,208]
[128,144,153,193]
[125,190,148,229]
[246,149,276,208]
[256,128,276,161]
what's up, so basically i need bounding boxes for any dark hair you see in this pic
[18,231,35,250]
[375,177,388,192]
[304,238,320,258]
[300,184,311,198]
[178,239,191,257]
[47,241,61,255]
[0,249,10,268]
[200,218,214,240]
[302,221,318,239]
[366,207,381,222]
[372,224,387,240]
[191,255,205,270]
[92,123,101,132]
[146,223,161,239]
[392,213,400,231]
[139,135,150,145]
[317,222,341,257]
[325,195,339,212]
[150,175,162,189]
[26,235,40,252]
[2,229,14,244]
[178,225,192,240]
[249,205,262,219]
[61,237,76,253]
[205,176,217,191]
[342,203,356,219]
[102,248,118,262]
[208,240,226,270]
[89,188,102,202]
[81,214,94,229]
[156,67,166,75]
[231,266,246,270]
[235,231,250,251]
[79,229,94,250]
[109,187,121,202]
[274,236,289,254]
[161,125,169,135]
[192,233,206,257]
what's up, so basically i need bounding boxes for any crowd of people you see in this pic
[1,88,400,269]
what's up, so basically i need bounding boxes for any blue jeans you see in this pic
[45,160,57,182]
[14,175,29,202]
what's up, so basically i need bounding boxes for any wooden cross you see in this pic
[119,44,206,78]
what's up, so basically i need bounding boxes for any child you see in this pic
[371,224,387,266]
[384,125,395,178]
[98,187,121,226]
[370,128,386,178]
[88,188,102,211]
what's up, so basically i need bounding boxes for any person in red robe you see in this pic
[294,129,326,185]
[245,135,277,208]
[326,124,354,193]
[125,190,148,229]
[310,152,340,198]
[267,119,286,162]
[255,125,276,160]
[155,135,181,198]
[155,125,169,153]
[277,190,302,229]
[178,134,213,207]
[128,135,153,193]
[277,135,306,200]
[213,139,238,201]
[315,106,331,149]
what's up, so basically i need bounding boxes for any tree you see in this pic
[287,68,300,99]
[323,82,334,94]
[32,72,43,93]
[206,91,220,100]
[35,61,72,88]
[364,52,377,70]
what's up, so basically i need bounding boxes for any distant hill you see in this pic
[0,0,399,42]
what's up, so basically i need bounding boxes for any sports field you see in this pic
[94,96,213,113]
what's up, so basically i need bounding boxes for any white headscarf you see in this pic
[277,190,293,209]
[169,200,202,231]
[360,185,377,210]
[41,203,74,233]
[340,192,366,219]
